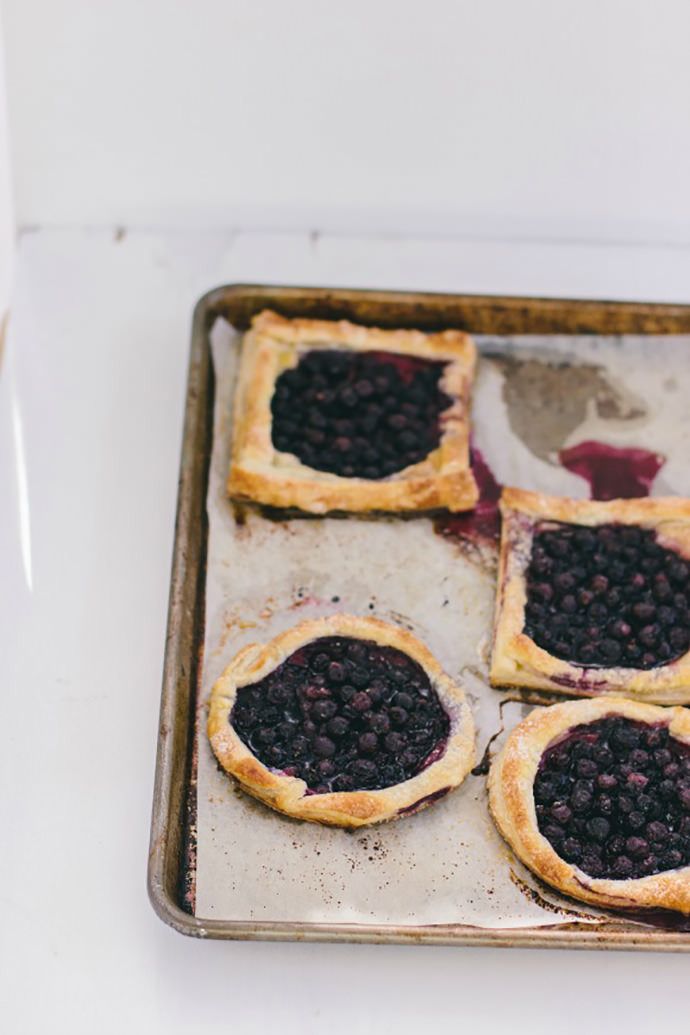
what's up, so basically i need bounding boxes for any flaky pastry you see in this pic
[208,614,475,828]
[489,696,690,915]
[227,310,478,514]
[490,488,690,704]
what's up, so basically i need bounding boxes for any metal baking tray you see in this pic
[148,284,690,948]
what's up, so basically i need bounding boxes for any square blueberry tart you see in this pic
[491,489,690,703]
[489,697,690,915]
[207,615,475,828]
[227,310,478,514]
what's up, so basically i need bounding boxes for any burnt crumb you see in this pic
[231,502,249,526]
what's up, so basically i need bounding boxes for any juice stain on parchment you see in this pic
[559,440,665,499]
[488,353,647,462]
[434,354,663,561]
[434,446,502,556]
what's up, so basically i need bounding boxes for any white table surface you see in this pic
[3,228,690,1035]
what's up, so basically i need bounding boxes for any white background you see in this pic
[2,0,690,245]
[2,3,690,1034]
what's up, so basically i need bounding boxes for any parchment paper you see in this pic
[194,320,690,927]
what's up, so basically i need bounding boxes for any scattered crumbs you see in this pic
[442,598,449,607]
[259,606,274,619]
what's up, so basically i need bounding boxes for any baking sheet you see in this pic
[194,320,690,928]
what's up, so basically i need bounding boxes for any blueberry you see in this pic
[555,572,577,593]
[561,837,583,862]
[393,691,414,711]
[633,602,656,624]
[626,811,646,831]
[645,820,669,843]
[587,817,611,842]
[358,732,378,755]
[327,716,349,737]
[312,699,337,722]
[551,803,573,824]
[350,759,377,785]
[599,638,622,663]
[639,624,660,648]
[670,627,690,652]
[314,736,336,758]
[613,855,634,878]
[581,855,605,877]
[385,732,406,754]
[668,561,689,585]
[590,573,611,595]
[368,712,391,734]
[661,849,683,869]
[597,794,614,815]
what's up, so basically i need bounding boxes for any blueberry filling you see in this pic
[270,349,452,479]
[525,522,690,669]
[535,717,690,879]
[231,636,450,792]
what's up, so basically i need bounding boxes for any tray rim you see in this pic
[148,283,690,948]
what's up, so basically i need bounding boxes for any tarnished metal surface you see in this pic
[148,285,690,947]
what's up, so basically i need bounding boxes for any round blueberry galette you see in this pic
[207,615,475,827]
[488,697,690,914]
[491,489,690,703]
[227,310,478,514]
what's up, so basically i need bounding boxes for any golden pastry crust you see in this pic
[488,696,690,915]
[227,310,478,514]
[207,614,476,828]
[490,488,690,703]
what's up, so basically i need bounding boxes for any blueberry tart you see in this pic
[207,615,475,827]
[227,310,478,514]
[490,489,690,703]
[488,697,690,915]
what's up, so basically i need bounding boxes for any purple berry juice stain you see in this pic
[434,445,503,547]
[559,440,665,500]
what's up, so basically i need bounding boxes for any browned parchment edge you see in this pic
[147,284,690,948]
